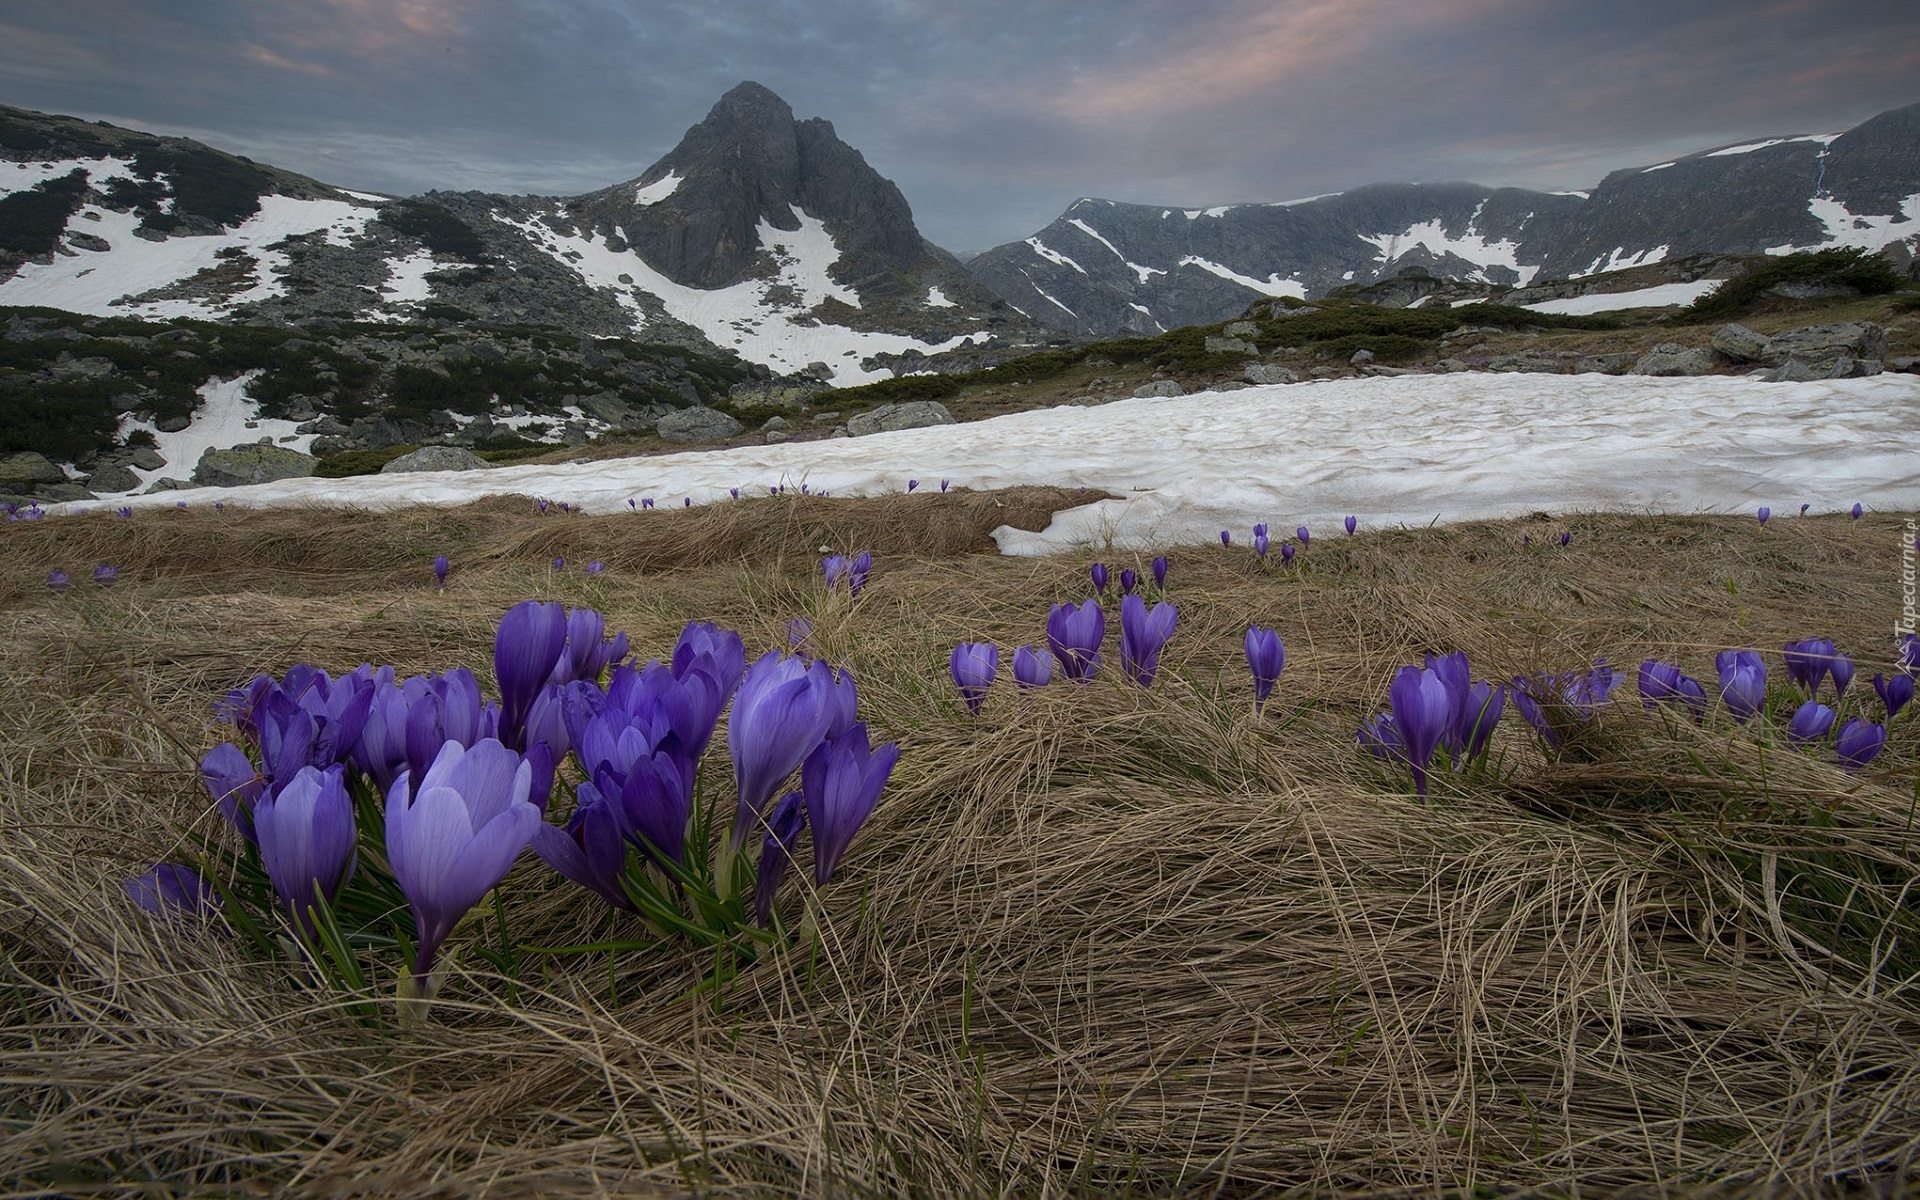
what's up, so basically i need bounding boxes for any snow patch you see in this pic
[1522,279,1721,315]
[1705,134,1840,157]
[1177,256,1306,299]
[633,171,682,206]
[106,372,316,495]
[1641,162,1676,173]
[1065,218,1164,284]
[1572,245,1672,278]
[1357,209,1540,285]
[1767,192,1920,255]
[925,285,956,308]
[378,250,441,305]
[1026,237,1088,275]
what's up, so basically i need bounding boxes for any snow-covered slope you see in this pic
[60,373,1920,557]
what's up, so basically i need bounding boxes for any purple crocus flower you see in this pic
[1090,562,1109,593]
[907,479,918,492]
[941,480,950,492]
[786,617,813,651]
[46,570,70,592]
[848,551,872,597]
[533,788,635,911]
[1835,719,1887,772]
[1389,665,1455,798]
[125,864,220,918]
[1757,506,1771,525]
[1559,531,1571,547]
[1120,568,1137,595]
[606,747,695,867]
[1852,502,1863,521]
[673,621,747,701]
[551,557,565,571]
[1783,638,1838,696]
[1252,525,1270,560]
[684,497,692,507]
[433,555,449,588]
[1280,544,1296,566]
[253,763,356,935]
[1046,598,1105,681]
[730,487,740,499]
[1717,649,1767,723]
[950,642,998,713]
[1456,682,1505,761]
[628,498,637,510]
[1639,659,1709,722]
[549,607,629,688]
[1800,503,1810,515]
[1357,713,1402,760]
[642,498,654,509]
[1873,672,1913,719]
[202,741,266,841]
[1787,701,1837,744]
[753,791,806,926]
[1152,556,1169,590]
[586,560,606,576]
[1830,653,1854,700]
[802,722,900,886]
[537,498,549,515]
[1245,625,1285,714]
[1345,515,1357,536]
[386,739,541,999]
[1511,661,1618,748]
[1220,529,1231,547]
[1011,645,1053,688]
[1119,594,1177,687]
[1296,526,1309,548]
[116,506,132,518]
[822,555,849,589]
[92,564,118,587]
[495,601,569,750]
[728,651,839,849]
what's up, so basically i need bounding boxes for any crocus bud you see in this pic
[1835,719,1886,772]
[1090,563,1108,593]
[1152,556,1169,589]
[1120,568,1137,595]
[753,791,806,926]
[1011,645,1052,688]
[46,570,69,592]
[1852,503,1863,520]
[433,555,449,588]
[1757,506,1770,525]
[803,723,899,886]
[1280,544,1295,566]
[1296,526,1309,547]
[1560,532,1570,547]
[92,564,118,587]
[950,642,998,713]
[907,479,918,492]
[1389,665,1454,798]
[1787,701,1836,744]
[1872,672,1913,719]
[1046,599,1105,681]
[125,864,220,918]
[1245,626,1284,713]
[1345,515,1357,536]
[254,763,357,936]
[1220,530,1231,547]
[1716,649,1767,723]
[1253,526,1269,560]
[1119,594,1177,687]
[941,480,950,492]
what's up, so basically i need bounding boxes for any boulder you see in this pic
[1132,381,1184,398]
[1573,352,1639,375]
[1760,322,1887,370]
[142,477,188,493]
[1633,344,1717,376]
[1222,321,1259,338]
[1709,323,1770,363]
[379,445,494,474]
[1488,353,1565,374]
[1348,348,1375,366]
[656,406,745,442]
[129,447,167,470]
[155,413,191,433]
[1205,336,1258,356]
[0,451,67,490]
[846,400,957,437]
[83,463,140,493]
[764,429,790,444]
[191,444,319,488]
[35,482,95,502]
[1243,363,1298,385]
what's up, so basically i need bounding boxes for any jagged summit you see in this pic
[576,80,949,300]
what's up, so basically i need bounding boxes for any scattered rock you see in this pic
[802,361,835,381]
[295,417,349,437]
[83,463,140,493]
[1709,323,1770,363]
[1633,344,1718,376]
[1205,336,1258,356]
[1432,358,1470,373]
[1488,353,1565,374]
[760,415,790,432]
[1888,356,1920,374]
[846,400,957,436]
[35,482,95,502]
[1348,348,1375,366]
[1761,322,1887,371]
[1573,352,1639,375]
[1132,381,1183,398]
[764,429,790,444]
[191,444,319,488]
[142,477,188,493]
[379,445,494,474]
[655,406,745,443]
[154,414,192,433]
[0,451,67,490]
[1243,363,1298,385]
[129,447,167,470]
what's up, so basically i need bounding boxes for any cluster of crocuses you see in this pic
[44,564,118,590]
[1641,636,1907,771]
[822,551,873,598]
[129,601,898,1010]
[949,558,1178,708]
[1358,651,1511,798]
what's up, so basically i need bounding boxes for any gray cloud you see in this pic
[2,1,1915,256]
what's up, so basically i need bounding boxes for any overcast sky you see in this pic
[3,1,1916,256]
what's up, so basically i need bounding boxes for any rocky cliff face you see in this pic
[970,101,1920,335]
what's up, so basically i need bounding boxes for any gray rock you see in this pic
[66,231,111,253]
[36,482,96,502]
[129,447,167,470]
[802,361,835,381]
[1205,336,1258,356]
[846,400,957,436]
[1573,352,1639,375]
[191,444,319,488]
[1889,356,1920,374]
[1488,353,1566,374]
[764,429,790,444]
[1761,322,1887,370]
[142,477,188,493]
[1709,323,1770,363]
[1222,321,1258,338]
[1132,381,1184,398]
[760,415,791,432]
[154,414,192,434]
[1362,365,1420,377]
[83,463,140,493]
[1633,344,1718,376]
[1764,357,1825,383]
[0,451,67,489]
[1349,348,1375,366]
[1243,363,1298,385]
[656,406,745,442]
[281,395,318,422]
[830,425,850,438]
[379,445,494,474]
[295,417,349,437]
[576,392,637,427]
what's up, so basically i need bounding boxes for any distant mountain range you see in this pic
[968,102,1920,334]
[2,85,1918,358]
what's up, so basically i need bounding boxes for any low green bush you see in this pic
[1690,248,1903,318]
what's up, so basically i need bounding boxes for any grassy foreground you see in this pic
[3,493,1918,1197]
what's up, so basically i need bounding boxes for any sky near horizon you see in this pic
[3,1,1916,256]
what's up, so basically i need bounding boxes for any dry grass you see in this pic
[4,496,1919,1197]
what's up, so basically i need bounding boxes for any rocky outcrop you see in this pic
[845,400,956,436]
[1759,322,1887,371]
[655,406,744,443]
[1709,324,1771,363]
[1633,344,1719,376]
[379,446,493,473]
[191,445,318,488]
